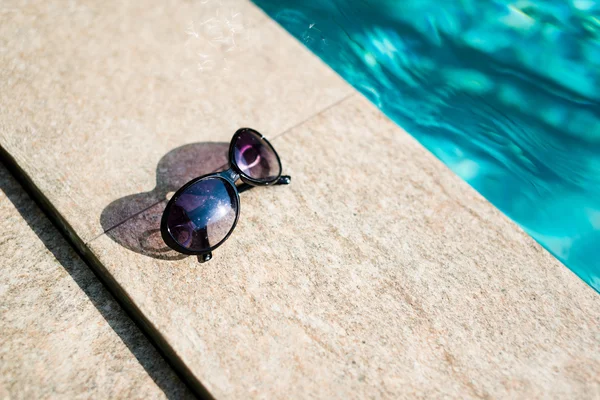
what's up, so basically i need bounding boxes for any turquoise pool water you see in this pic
[253,0,600,292]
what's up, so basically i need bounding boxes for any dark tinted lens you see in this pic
[166,177,238,252]
[233,129,281,182]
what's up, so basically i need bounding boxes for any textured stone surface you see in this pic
[2,0,599,397]
[0,165,192,399]
[89,95,600,399]
[0,0,352,242]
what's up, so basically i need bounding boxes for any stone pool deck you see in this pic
[0,165,192,398]
[1,0,599,398]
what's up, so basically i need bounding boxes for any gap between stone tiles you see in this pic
[87,91,358,243]
[0,164,194,399]
[0,146,214,400]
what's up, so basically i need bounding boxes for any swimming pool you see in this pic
[253,0,600,292]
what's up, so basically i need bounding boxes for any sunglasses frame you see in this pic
[160,128,290,262]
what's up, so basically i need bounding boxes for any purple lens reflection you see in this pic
[166,177,238,252]
[233,129,281,182]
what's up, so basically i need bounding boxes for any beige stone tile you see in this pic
[0,165,193,398]
[0,0,352,242]
[89,95,600,399]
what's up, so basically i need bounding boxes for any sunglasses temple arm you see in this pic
[197,252,212,263]
[237,175,291,194]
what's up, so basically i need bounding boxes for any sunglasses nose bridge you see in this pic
[220,167,240,184]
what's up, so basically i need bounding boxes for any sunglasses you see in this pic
[160,128,291,262]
